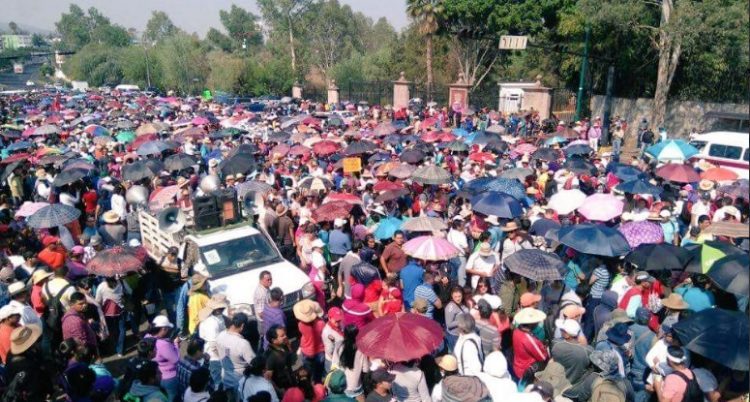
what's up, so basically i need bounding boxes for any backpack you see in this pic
[642,130,654,144]
[671,370,703,402]
[590,377,626,402]
[42,283,73,337]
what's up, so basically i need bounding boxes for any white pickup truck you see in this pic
[139,210,314,318]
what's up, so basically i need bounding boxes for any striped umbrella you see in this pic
[411,165,451,185]
[402,216,447,232]
[297,176,333,191]
[504,249,564,281]
[27,204,81,229]
[402,235,460,261]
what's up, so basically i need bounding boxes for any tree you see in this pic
[8,22,18,34]
[217,5,263,51]
[55,5,92,50]
[31,34,46,47]
[143,11,180,43]
[257,0,312,78]
[406,0,443,95]
[302,0,365,78]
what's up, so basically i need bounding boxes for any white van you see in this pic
[689,131,750,179]
[115,84,140,92]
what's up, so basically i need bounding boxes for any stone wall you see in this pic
[590,95,749,138]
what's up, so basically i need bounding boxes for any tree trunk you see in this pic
[652,0,681,129]
[287,15,297,77]
[426,34,434,99]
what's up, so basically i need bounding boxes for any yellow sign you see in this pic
[342,157,362,173]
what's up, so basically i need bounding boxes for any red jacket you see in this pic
[512,328,548,379]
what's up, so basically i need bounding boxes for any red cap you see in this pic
[520,292,542,308]
[42,236,60,247]
[327,307,343,321]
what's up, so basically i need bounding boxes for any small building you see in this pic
[2,35,33,50]
[497,79,552,119]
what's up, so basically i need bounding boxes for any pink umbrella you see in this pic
[148,185,181,211]
[323,192,363,205]
[402,235,460,261]
[16,202,49,218]
[618,221,664,248]
[192,116,209,126]
[289,145,311,156]
[578,193,624,221]
[271,144,290,157]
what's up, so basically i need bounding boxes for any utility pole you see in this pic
[143,43,152,89]
[601,65,615,146]
[574,25,591,122]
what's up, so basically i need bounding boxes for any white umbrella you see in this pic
[548,189,586,215]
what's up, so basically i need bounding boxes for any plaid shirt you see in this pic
[177,356,211,395]
[253,286,270,320]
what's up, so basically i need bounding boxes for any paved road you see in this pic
[0,62,42,90]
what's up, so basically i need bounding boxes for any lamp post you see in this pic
[574,25,591,122]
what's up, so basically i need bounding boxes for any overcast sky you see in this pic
[3,0,410,35]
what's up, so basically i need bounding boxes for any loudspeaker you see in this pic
[193,195,220,230]
[157,207,186,234]
[214,189,240,225]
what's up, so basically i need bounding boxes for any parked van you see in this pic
[689,131,749,179]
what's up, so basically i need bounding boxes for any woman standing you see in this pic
[444,286,470,352]
[336,324,369,401]
[95,276,131,357]
[147,315,180,402]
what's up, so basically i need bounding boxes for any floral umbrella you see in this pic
[357,313,444,362]
[618,221,664,249]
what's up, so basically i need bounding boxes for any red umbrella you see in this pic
[86,246,145,277]
[312,201,353,222]
[132,133,158,150]
[357,312,444,362]
[469,152,495,163]
[700,167,738,182]
[1,153,30,164]
[313,140,340,155]
[271,144,290,157]
[439,132,457,142]
[289,145,311,156]
[421,131,441,143]
[302,116,321,126]
[373,180,404,192]
[323,192,363,205]
[655,164,700,183]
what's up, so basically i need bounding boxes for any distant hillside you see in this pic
[0,21,54,35]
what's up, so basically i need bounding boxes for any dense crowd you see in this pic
[0,90,747,402]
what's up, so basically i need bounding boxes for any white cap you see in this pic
[151,315,173,328]
[0,304,20,321]
[311,239,325,249]
[334,218,346,228]
[558,319,581,337]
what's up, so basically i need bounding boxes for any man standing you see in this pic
[328,218,351,264]
[254,270,272,346]
[551,319,592,386]
[275,205,296,262]
[380,231,407,274]
[7,282,42,328]
[216,313,255,401]
[337,242,361,300]
[413,271,442,319]
[447,217,469,286]
[264,325,295,394]
[61,291,98,350]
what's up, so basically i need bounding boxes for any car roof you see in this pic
[691,131,749,146]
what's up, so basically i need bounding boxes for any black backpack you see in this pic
[42,283,73,337]
[672,370,703,402]
[642,130,655,144]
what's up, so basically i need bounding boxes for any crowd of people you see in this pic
[0,89,747,402]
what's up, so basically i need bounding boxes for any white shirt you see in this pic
[454,333,483,376]
[111,193,127,218]
[216,330,255,388]
[447,228,468,257]
[238,375,279,402]
[198,315,226,361]
[322,324,344,364]
[8,300,42,328]
[690,201,710,225]
[59,191,80,207]
[610,276,632,304]
[184,142,196,156]
[477,373,518,402]
[466,251,498,289]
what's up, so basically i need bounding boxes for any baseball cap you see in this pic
[371,368,396,384]
[559,319,581,337]
[151,315,173,329]
[635,271,653,282]
[520,292,542,307]
[327,307,343,322]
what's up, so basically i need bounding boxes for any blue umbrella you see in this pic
[27,204,81,229]
[645,139,699,161]
[6,141,31,152]
[136,140,172,157]
[557,223,631,256]
[564,144,593,157]
[606,163,647,182]
[465,177,525,200]
[616,179,663,196]
[470,191,523,219]
[374,217,404,240]
[544,136,567,146]
[452,128,469,137]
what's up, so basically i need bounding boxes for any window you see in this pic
[689,141,707,151]
[708,144,742,160]
[744,149,749,162]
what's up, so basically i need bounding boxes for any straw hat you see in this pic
[188,274,208,295]
[0,305,20,321]
[501,221,519,232]
[198,294,229,322]
[8,281,28,296]
[698,179,715,191]
[484,215,499,226]
[293,299,323,323]
[102,210,120,224]
[514,307,547,325]
[661,293,689,310]
[35,169,48,179]
[436,354,458,372]
[10,325,42,354]
[478,242,493,257]
[31,270,53,285]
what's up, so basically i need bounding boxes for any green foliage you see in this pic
[31,34,46,48]
[63,43,123,86]
[143,11,181,44]
[39,63,55,77]
[217,5,263,51]
[55,5,131,50]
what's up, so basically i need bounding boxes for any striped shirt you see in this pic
[413,283,439,318]
[590,266,611,299]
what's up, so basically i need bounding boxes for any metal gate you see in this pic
[551,88,577,122]
[341,81,393,106]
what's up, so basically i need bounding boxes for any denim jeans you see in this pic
[161,376,179,402]
[209,360,223,392]
[105,314,126,355]
[613,138,622,155]
[162,288,179,328]
[303,352,326,383]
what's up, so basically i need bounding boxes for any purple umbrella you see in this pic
[618,221,664,248]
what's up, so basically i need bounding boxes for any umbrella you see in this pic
[402,217,447,232]
[402,235,460,261]
[607,163,646,182]
[62,159,96,172]
[289,145,311,156]
[708,254,748,296]
[446,141,469,152]
[15,202,49,218]
[297,176,333,191]
[6,141,31,152]
[374,217,404,240]
[544,136,567,146]
[464,177,525,200]
[235,181,273,199]
[486,124,506,135]
[368,152,392,163]
[218,155,257,176]
[389,164,416,180]
[411,165,451,185]
[116,120,136,130]
[557,223,631,256]
[563,158,597,175]
[468,152,496,163]
[136,140,172,157]
[373,122,396,137]
[375,161,402,177]
[148,185,181,211]
[685,241,746,274]
[513,143,537,156]
[373,181,405,192]
[717,183,749,198]
[52,168,87,187]
[548,189,587,215]
[351,262,381,285]
[34,124,59,136]
[357,312,444,362]
[27,204,81,229]
[470,191,523,219]
[504,249,564,281]
[673,309,749,371]
[645,139,699,161]
[343,141,377,156]
[470,132,502,146]
[615,180,663,196]
[84,124,110,137]
[578,193,624,221]
[312,140,340,156]
[531,148,561,162]
[86,246,145,277]
[624,243,690,271]
[564,143,593,157]
[135,123,162,136]
[376,188,409,203]
[268,131,290,143]
[323,192,363,205]
[400,149,426,164]
[164,153,198,172]
[312,201,353,222]
[92,136,114,146]
[1,153,30,164]
[116,130,136,143]
[655,164,700,183]
[271,144,290,157]
[499,168,533,181]
[122,159,163,182]
[705,221,750,238]
[484,141,509,153]
[231,143,258,156]
[618,221,664,249]
[700,167,739,182]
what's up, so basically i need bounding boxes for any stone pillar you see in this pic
[448,73,471,114]
[521,77,552,119]
[292,82,303,99]
[392,71,411,110]
[327,79,339,105]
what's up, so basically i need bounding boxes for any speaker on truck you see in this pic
[193,195,221,230]
[214,188,240,225]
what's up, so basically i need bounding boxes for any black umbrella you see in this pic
[136,140,172,156]
[352,262,381,285]
[52,168,87,187]
[27,204,81,229]
[563,157,597,175]
[499,168,533,181]
[470,191,523,219]
[624,243,690,271]
[673,308,749,371]
[400,149,426,164]
[471,132,502,146]
[607,163,647,182]
[368,152,391,163]
[684,241,746,274]
[411,165,451,185]
[557,223,631,256]
[231,143,259,156]
[564,143,593,157]
[707,254,749,296]
[484,140,509,153]
[268,131,290,142]
[615,180,663,196]
[164,153,198,172]
[531,148,561,162]
[122,159,163,182]
[343,141,377,156]
[504,249,564,281]
[219,154,257,176]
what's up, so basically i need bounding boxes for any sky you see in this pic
[3,0,411,35]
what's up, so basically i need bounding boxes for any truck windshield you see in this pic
[199,234,282,277]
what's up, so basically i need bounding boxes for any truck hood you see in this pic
[206,260,311,307]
